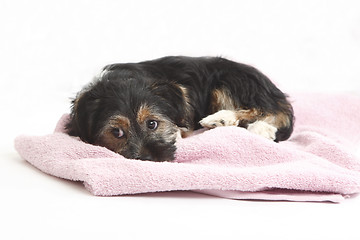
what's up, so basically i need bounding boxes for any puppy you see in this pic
[66,56,294,162]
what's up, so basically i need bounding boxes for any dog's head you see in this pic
[66,67,189,162]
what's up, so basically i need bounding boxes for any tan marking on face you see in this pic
[210,88,237,112]
[137,104,152,123]
[96,115,130,153]
[108,115,130,129]
[137,104,179,142]
[154,118,179,142]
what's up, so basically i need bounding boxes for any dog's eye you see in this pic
[146,120,158,130]
[111,128,125,138]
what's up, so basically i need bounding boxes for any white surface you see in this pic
[1,0,360,239]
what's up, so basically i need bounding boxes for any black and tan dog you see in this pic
[66,56,294,162]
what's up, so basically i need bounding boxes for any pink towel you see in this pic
[14,93,360,202]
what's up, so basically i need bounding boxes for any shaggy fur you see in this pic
[66,56,294,162]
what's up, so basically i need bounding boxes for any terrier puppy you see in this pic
[66,56,294,162]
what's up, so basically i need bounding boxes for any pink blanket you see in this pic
[15,93,360,202]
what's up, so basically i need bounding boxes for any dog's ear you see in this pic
[66,88,101,143]
[149,82,190,128]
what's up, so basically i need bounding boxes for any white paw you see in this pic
[200,110,239,128]
[247,121,277,140]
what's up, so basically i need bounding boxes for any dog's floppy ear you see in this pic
[149,81,190,128]
[66,88,101,143]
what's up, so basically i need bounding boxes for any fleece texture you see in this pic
[14,93,360,202]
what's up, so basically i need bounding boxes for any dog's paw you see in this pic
[247,121,277,140]
[199,110,239,128]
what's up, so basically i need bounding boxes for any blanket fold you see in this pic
[14,93,360,202]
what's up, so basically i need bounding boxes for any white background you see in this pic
[1,0,360,239]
